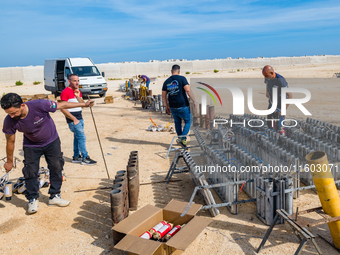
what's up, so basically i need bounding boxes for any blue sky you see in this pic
[1,0,340,67]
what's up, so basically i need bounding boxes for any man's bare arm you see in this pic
[286,92,293,110]
[76,96,85,104]
[74,89,85,103]
[183,85,197,112]
[4,134,15,172]
[162,91,169,112]
[56,100,94,110]
[60,109,79,125]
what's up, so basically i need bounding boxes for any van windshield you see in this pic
[71,66,101,77]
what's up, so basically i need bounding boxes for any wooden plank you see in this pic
[297,206,323,215]
[315,209,331,219]
[308,215,340,227]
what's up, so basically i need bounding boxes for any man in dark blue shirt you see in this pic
[162,65,196,147]
[262,65,292,132]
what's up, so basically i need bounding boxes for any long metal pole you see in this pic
[90,107,111,180]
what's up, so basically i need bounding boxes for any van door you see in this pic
[64,67,71,87]
[44,60,56,93]
[56,60,66,92]
[64,59,72,88]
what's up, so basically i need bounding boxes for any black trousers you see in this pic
[267,111,285,132]
[22,137,64,200]
[267,111,280,131]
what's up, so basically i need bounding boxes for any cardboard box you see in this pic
[29,96,39,101]
[113,200,212,255]
[47,94,56,101]
[20,95,30,102]
[34,93,46,99]
[105,96,114,104]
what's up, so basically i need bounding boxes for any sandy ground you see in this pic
[0,62,340,255]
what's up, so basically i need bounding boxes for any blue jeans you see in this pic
[170,106,192,140]
[68,119,88,159]
[146,80,150,89]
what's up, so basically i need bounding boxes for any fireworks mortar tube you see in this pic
[152,223,173,240]
[149,221,167,235]
[110,188,125,224]
[164,224,185,241]
[5,182,13,200]
[114,171,129,218]
[140,221,168,239]
[39,176,45,188]
[139,231,152,240]
[17,182,26,194]
[126,161,139,210]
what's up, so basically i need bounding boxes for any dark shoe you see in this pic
[72,155,82,163]
[81,156,97,165]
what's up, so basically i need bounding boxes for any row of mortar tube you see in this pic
[306,151,340,249]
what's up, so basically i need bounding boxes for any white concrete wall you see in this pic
[1,55,340,83]
[0,66,44,83]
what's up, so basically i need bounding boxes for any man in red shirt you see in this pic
[60,74,97,165]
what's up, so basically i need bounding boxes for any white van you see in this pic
[44,57,108,97]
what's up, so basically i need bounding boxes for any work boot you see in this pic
[28,199,39,214]
[72,155,82,163]
[81,156,97,165]
[49,195,70,207]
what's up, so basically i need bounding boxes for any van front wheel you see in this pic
[99,92,106,98]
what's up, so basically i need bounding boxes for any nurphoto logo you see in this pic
[199,83,311,116]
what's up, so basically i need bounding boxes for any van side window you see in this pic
[65,67,71,79]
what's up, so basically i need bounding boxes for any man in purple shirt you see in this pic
[138,75,150,89]
[1,93,94,214]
